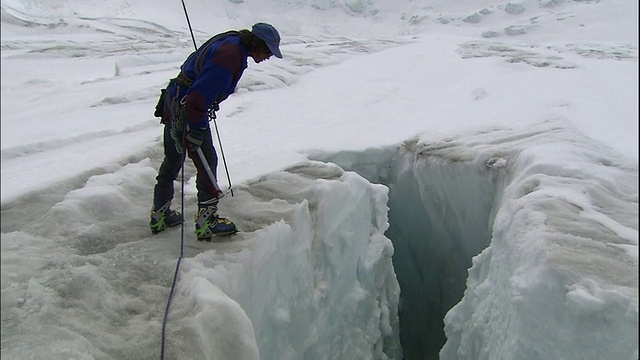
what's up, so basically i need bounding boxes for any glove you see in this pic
[186,127,206,152]
[208,102,220,120]
[170,127,184,154]
[170,104,187,153]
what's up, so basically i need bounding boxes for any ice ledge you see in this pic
[166,161,401,360]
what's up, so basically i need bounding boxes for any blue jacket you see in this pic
[172,32,248,129]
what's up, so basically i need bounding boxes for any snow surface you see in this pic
[1,0,638,359]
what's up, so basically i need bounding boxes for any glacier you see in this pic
[1,0,638,358]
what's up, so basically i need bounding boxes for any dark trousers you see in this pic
[152,123,220,210]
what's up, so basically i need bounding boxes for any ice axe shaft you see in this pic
[195,147,222,194]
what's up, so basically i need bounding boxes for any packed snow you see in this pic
[1,0,637,359]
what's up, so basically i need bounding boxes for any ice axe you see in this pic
[185,110,234,198]
[195,146,233,198]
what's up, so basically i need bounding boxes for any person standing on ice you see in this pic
[150,23,283,240]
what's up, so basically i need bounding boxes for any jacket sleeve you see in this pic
[184,42,242,129]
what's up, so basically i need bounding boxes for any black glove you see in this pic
[171,104,187,153]
[171,128,184,154]
[208,102,220,120]
[186,127,206,152]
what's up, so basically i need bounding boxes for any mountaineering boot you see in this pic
[194,205,237,240]
[150,201,184,234]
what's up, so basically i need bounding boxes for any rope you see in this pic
[160,2,235,357]
[161,2,194,357]
[160,144,188,359]
[181,0,197,51]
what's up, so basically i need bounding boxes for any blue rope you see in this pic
[160,148,187,359]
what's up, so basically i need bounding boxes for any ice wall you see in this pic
[164,161,401,360]
[440,133,639,360]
